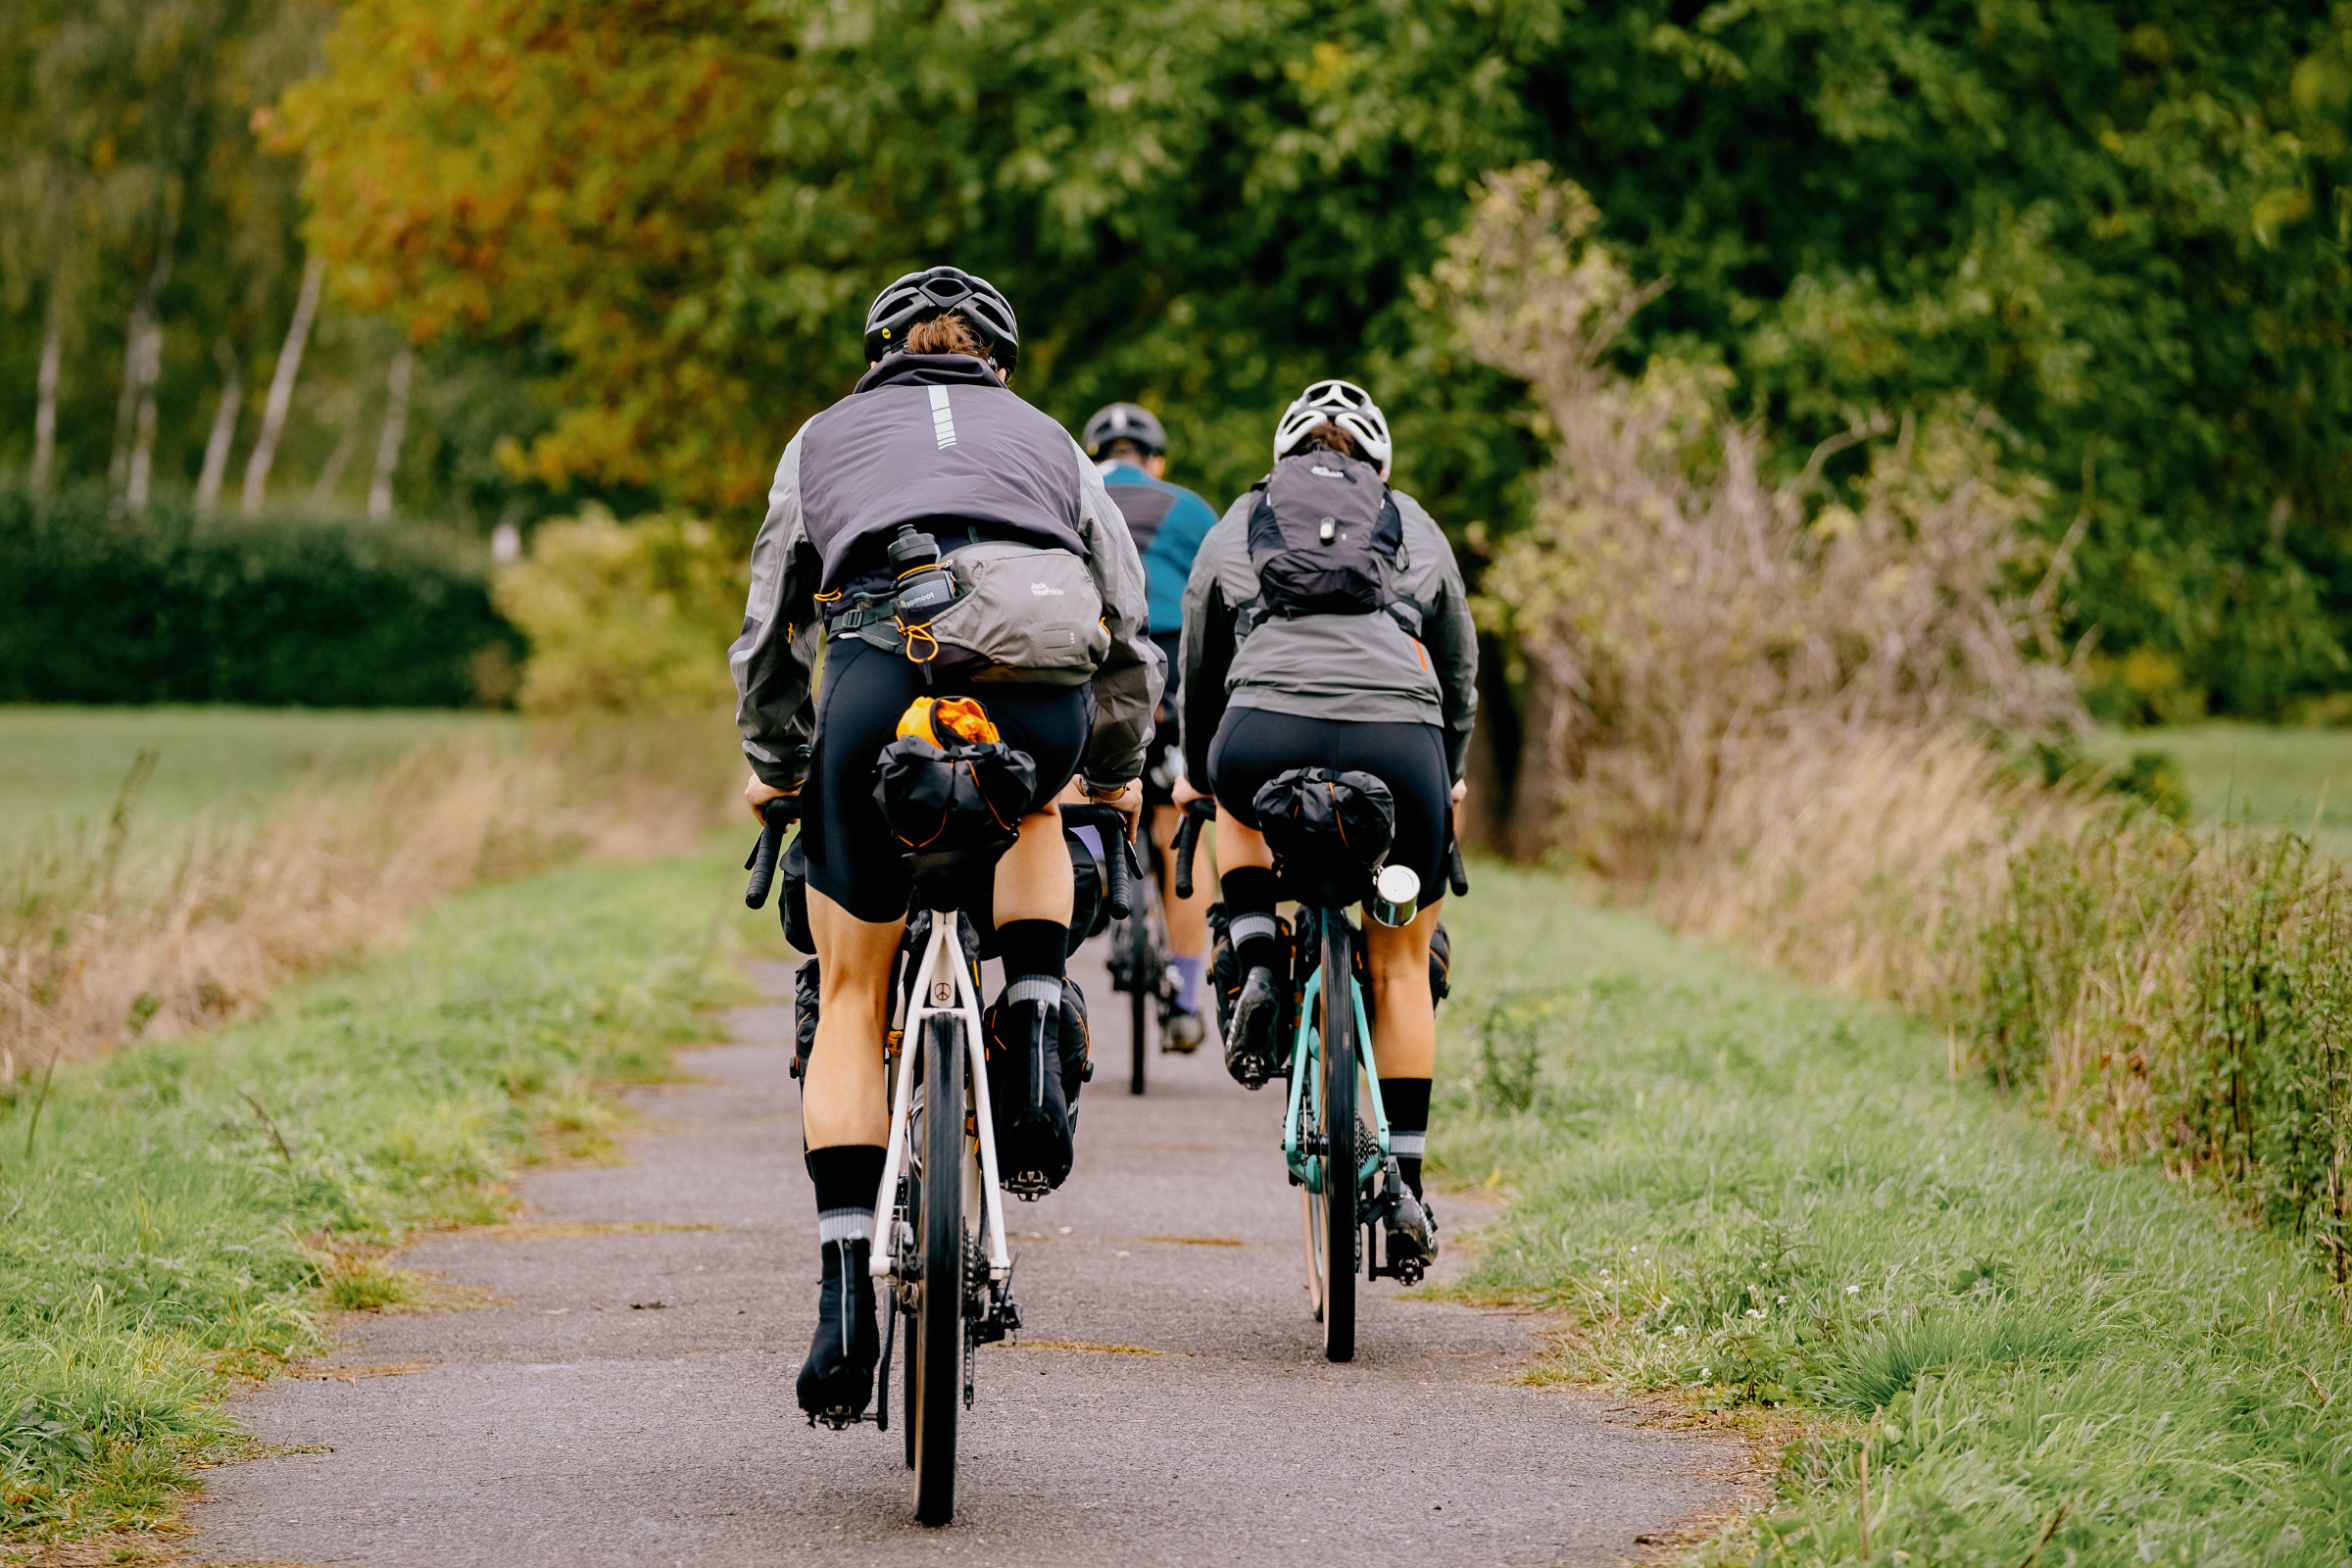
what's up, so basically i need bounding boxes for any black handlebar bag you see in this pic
[872,734,1039,913]
[1250,766,1396,908]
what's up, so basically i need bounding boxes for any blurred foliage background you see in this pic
[9,0,2352,728]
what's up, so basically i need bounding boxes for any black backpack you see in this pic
[1244,449,1408,625]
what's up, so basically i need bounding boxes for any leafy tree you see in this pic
[287,0,2352,716]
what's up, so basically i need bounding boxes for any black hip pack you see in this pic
[1245,449,1405,621]
[1251,766,1396,907]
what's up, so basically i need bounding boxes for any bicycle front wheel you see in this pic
[909,1012,965,1525]
[1319,915,1358,1363]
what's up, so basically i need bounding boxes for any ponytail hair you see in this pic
[906,311,995,364]
[1298,420,1364,463]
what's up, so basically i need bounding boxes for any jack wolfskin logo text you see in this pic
[1030,581,1065,596]
[928,385,957,449]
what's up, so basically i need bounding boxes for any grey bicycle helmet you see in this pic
[1082,402,1168,459]
[863,266,1020,370]
[1273,378,1392,478]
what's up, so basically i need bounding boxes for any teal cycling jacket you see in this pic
[1099,460,1218,637]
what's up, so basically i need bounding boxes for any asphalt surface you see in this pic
[189,942,1745,1567]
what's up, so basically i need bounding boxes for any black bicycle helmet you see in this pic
[1081,403,1168,459]
[863,266,1020,371]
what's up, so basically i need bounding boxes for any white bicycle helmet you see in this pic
[1272,378,1392,478]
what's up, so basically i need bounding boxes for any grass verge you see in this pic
[0,853,731,1544]
[1437,864,2352,1565]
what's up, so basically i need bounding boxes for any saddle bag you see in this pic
[1250,766,1396,907]
[872,699,1038,910]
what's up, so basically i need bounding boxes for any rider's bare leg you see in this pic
[1214,808,1272,871]
[994,807,1074,925]
[1362,901,1443,1080]
[1152,806,1211,956]
[1363,899,1445,1206]
[804,890,904,1150]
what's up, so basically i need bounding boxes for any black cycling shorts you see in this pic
[801,637,1091,923]
[1205,707,1451,896]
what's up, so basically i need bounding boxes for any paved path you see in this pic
[190,946,1743,1567]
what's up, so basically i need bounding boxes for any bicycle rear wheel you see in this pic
[1320,915,1358,1363]
[909,1012,964,1525]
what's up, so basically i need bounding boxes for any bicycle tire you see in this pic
[1129,946,1150,1097]
[909,1012,964,1524]
[1320,914,1358,1363]
[901,1201,917,1469]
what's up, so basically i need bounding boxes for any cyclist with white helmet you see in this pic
[1175,378,1476,1270]
[1081,402,1219,1047]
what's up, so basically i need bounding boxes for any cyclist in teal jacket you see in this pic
[1082,403,1219,1046]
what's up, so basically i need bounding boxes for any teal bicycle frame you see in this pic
[1281,921,1392,1195]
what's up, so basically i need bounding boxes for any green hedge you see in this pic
[0,487,519,708]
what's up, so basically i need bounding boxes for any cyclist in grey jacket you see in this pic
[1176,378,1475,1271]
[732,267,1158,1428]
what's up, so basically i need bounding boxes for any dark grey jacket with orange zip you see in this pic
[731,353,1161,797]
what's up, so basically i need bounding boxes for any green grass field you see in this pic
[0,706,505,858]
[0,854,729,1541]
[2084,721,2352,856]
[1436,864,2351,1565]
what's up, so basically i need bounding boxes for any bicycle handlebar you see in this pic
[1058,803,1141,922]
[1172,797,1217,900]
[743,800,793,909]
[1446,837,1470,898]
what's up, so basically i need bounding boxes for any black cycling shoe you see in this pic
[1382,1190,1437,1277]
[796,1237,878,1428]
[1224,965,1284,1090]
[986,983,1076,1198]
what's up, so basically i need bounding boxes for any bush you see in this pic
[0,485,519,708]
[493,510,743,712]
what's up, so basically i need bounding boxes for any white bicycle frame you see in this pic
[869,910,1013,1287]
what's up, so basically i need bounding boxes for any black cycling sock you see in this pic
[997,918,1069,986]
[1381,1077,1432,1197]
[1222,865,1281,976]
[806,1144,886,1247]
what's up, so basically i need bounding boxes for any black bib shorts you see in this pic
[1205,707,1451,897]
[801,636,1092,924]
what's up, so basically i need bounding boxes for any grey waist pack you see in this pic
[838,539,1109,686]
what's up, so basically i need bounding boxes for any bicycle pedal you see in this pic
[807,1406,871,1432]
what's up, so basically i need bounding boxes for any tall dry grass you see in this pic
[1435,165,2350,1280]
[1427,166,2083,875]
[1,715,739,1076]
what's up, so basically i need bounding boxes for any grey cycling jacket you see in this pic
[731,355,1161,795]
[1178,486,1478,784]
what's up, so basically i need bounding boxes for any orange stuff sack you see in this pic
[896,695,1003,749]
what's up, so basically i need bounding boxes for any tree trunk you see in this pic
[367,341,414,521]
[109,203,180,505]
[241,252,325,515]
[30,300,61,495]
[310,417,357,506]
[1504,648,1576,864]
[124,322,163,512]
[1458,631,1521,854]
[195,339,243,513]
